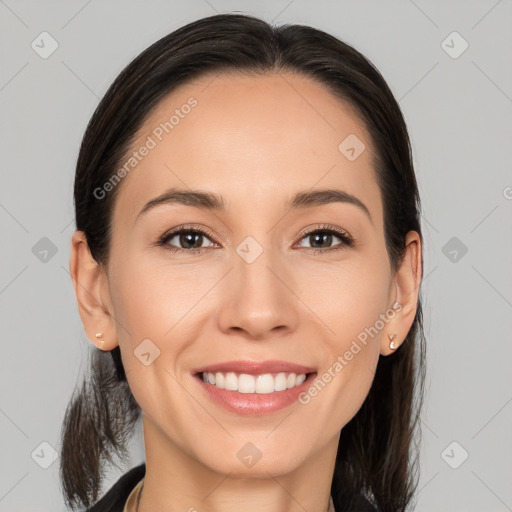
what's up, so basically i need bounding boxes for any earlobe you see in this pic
[69,230,118,351]
[380,231,423,356]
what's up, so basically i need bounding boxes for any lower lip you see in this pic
[194,372,317,416]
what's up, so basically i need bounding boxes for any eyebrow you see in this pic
[136,187,372,224]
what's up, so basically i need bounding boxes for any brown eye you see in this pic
[157,226,217,253]
[170,231,209,249]
[295,225,354,252]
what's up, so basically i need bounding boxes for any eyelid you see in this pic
[157,223,220,250]
[294,223,353,243]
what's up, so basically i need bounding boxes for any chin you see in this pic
[197,444,307,478]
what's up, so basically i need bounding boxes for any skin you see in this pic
[70,71,422,512]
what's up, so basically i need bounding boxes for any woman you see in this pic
[60,13,425,512]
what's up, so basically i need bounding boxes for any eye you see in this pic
[156,224,217,253]
[295,224,354,253]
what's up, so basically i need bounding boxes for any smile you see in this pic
[200,371,310,394]
[194,371,318,416]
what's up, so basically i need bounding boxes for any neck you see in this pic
[138,416,339,512]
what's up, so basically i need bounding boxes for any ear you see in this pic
[380,230,423,356]
[69,230,119,351]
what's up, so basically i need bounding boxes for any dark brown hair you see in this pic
[60,13,426,512]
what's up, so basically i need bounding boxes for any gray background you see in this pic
[1,1,511,511]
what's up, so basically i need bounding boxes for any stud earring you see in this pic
[95,332,105,349]
[388,333,397,350]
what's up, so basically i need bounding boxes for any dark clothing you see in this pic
[85,463,380,512]
[86,464,144,512]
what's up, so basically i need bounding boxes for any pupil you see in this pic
[311,233,331,248]
[181,233,201,249]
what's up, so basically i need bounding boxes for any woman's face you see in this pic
[101,71,403,476]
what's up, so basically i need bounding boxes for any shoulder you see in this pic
[85,463,146,512]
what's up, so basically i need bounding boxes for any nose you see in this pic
[216,246,300,340]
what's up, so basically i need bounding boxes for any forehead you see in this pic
[112,71,382,227]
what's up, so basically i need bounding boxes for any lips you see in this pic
[192,359,317,376]
[194,367,318,415]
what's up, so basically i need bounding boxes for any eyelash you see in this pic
[155,223,355,255]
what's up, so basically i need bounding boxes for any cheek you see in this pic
[107,257,202,419]
[295,252,391,416]
[298,253,392,344]
[109,251,212,340]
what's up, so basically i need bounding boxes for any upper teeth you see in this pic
[201,372,307,393]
